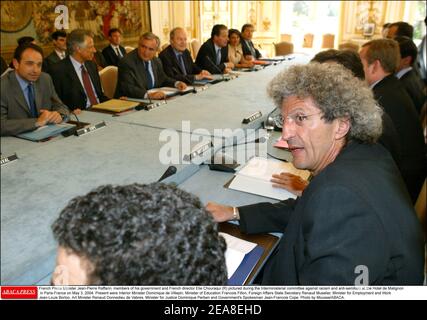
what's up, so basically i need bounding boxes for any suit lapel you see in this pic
[64,58,85,96]
[10,72,32,116]
[33,78,43,113]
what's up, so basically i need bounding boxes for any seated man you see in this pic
[207,63,425,285]
[394,36,425,114]
[360,39,426,203]
[50,29,108,113]
[386,21,414,39]
[240,24,262,60]
[43,30,67,74]
[102,28,126,67]
[195,24,234,74]
[1,43,69,136]
[159,27,212,84]
[51,183,227,285]
[115,32,187,100]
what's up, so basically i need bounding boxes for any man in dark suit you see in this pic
[394,36,426,114]
[115,32,187,100]
[1,44,69,136]
[101,28,126,67]
[50,29,108,113]
[43,30,67,74]
[241,24,262,60]
[360,39,426,203]
[206,63,425,285]
[195,24,234,74]
[386,21,414,39]
[159,27,212,84]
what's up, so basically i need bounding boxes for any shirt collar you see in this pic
[395,66,412,79]
[173,48,183,56]
[369,78,382,89]
[55,49,65,59]
[214,43,222,52]
[70,55,84,69]
[110,44,120,50]
[15,72,30,91]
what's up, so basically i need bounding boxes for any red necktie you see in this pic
[81,65,98,106]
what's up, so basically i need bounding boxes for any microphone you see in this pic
[158,165,177,182]
[206,56,229,81]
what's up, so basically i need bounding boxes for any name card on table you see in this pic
[76,122,107,136]
[1,153,18,166]
[183,141,213,162]
[242,111,262,124]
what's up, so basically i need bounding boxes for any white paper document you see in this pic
[219,232,257,279]
[228,156,311,200]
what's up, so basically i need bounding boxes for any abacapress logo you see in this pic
[1,286,38,299]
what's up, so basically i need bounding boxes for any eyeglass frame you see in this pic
[274,111,323,128]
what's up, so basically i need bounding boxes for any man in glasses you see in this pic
[115,32,187,100]
[206,63,424,285]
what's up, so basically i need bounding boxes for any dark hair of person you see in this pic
[108,28,122,37]
[52,183,228,285]
[311,49,365,80]
[13,43,44,62]
[211,24,227,39]
[241,23,254,33]
[394,36,418,65]
[389,21,414,39]
[51,30,67,41]
[17,36,35,46]
[228,29,241,39]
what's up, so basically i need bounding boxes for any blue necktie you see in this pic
[27,83,38,117]
[216,48,221,65]
[178,54,187,75]
[144,61,153,89]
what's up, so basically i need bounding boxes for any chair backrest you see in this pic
[321,33,335,49]
[338,42,360,52]
[190,39,201,60]
[124,46,135,54]
[274,41,294,56]
[303,33,314,48]
[99,66,118,99]
[415,179,426,234]
[280,34,292,43]
[160,43,169,52]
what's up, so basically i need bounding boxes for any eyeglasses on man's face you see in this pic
[274,111,323,128]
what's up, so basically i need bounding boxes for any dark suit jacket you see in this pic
[195,39,228,74]
[1,71,69,136]
[373,74,426,202]
[43,51,63,74]
[159,45,202,84]
[102,45,126,67]
[238,142,425,285]
[398,69,426,114]
[50,57,108,110]
[114,49,176,99]
[241,39,261,59]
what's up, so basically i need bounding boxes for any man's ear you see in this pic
[401,56,413,67]
[335,117,350,140]
[12,58,19,70]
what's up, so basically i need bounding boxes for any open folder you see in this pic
[226,156,311,200]
[16,123,76,142]
[148,86,195,97]
[219,222,280,285]
[91,99,140,113]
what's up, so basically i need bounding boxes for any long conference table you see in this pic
[1,54,311,285]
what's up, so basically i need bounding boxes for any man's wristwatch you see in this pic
[232,207,240,220]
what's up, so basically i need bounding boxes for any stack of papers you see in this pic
[228,156,311,200]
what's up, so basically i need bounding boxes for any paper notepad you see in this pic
[91,99,140,113]
[227,156,311,200]
[148,86,195,97]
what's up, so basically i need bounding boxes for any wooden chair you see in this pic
[338,42,359,52]
[280,34,292,43]
[190,39,201,61]
[321,34,335,49]
[124,46,135,54]
[274,41,294,56]
[303,33,314,48]
[99,66,118,99]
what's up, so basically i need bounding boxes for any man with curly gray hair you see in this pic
[207,63,424,285]
[51,183,228,285]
